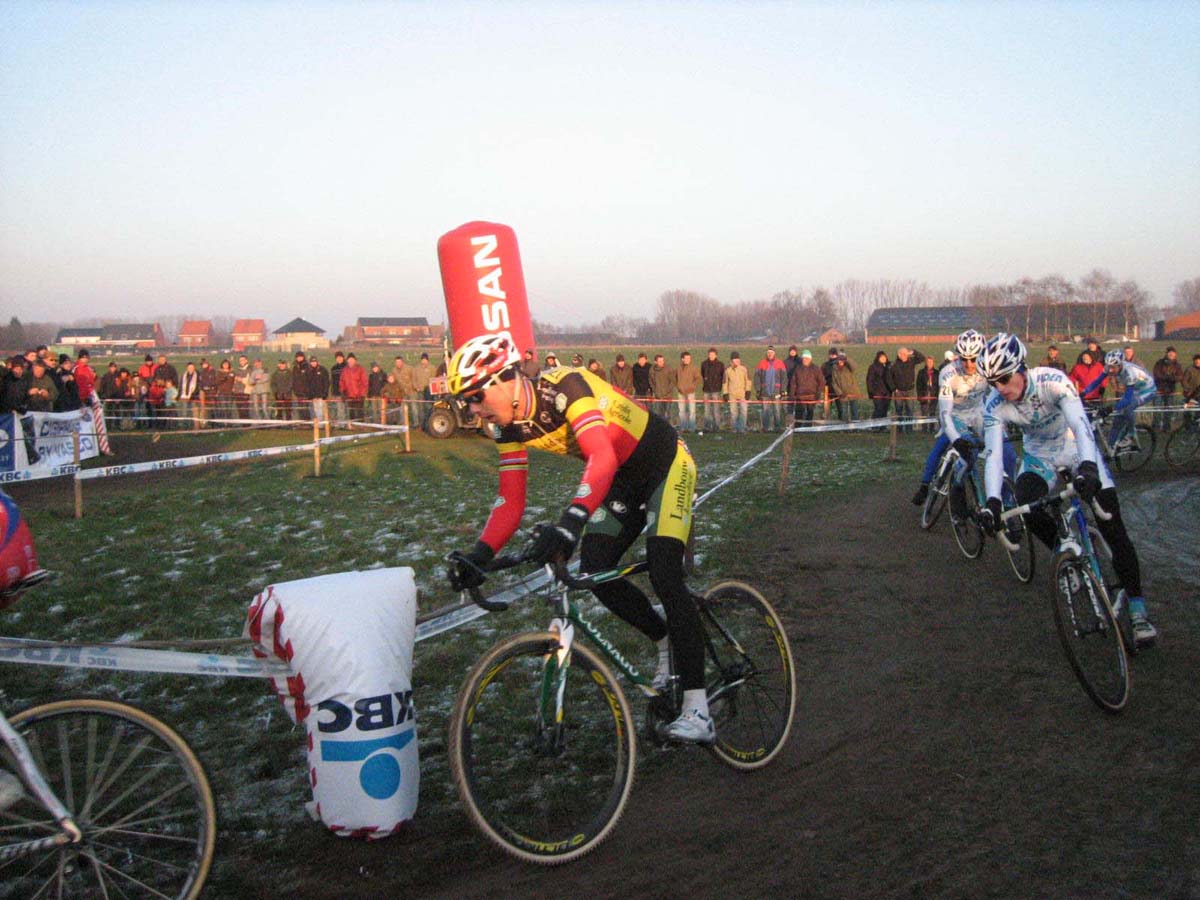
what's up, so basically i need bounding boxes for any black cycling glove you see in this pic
[952,437,974,461]
[1073,461,1101,503]
[979,497,1004,536]
[529,504,589,565]
[447,541,494,592]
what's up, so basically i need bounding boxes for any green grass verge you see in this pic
[2,425,928,890]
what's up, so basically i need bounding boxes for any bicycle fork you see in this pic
[0,715,83,855]
[534,619,575,756]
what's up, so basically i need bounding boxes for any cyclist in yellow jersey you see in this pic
[445,334,713,743]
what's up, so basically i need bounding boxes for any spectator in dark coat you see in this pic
[820,347,839,389]
[890,347,925,432]
[788,350,826,427]
[307,356,332,422]
[1,357,28,414]
[631,353,652,399]
[1041,344,1068,373]
[867,351,893,422]
[1152,346,1184,432]
[916,355,939,433]
[700,348,725,431]
[53,357,81,412]
[271,361,294,420]
[609,354,635,394]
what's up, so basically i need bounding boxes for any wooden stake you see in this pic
[73,430,83,519]
[313,418,321,477]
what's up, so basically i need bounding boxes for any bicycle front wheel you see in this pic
[1002,476,1035,583]
[0,699,215,900]
[1114,424,1155,473]
[1050,553,1130,713]
[701,581,797,770]
[448,632,636,865]
[1165,421,1200,467]
[951,472,985,559]
[921,457,952,530]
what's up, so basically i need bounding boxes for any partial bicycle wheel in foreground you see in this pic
[0,699,215,900]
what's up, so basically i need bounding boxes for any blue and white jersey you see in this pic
[983,367,1110,498]
[1111,361,1157,406]
[937,359,989,442]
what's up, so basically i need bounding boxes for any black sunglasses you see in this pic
[459,389,487,405]
[988,373,1014,386]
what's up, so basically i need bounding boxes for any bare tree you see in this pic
[1168,277,1200,317]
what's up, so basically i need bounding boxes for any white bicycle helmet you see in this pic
[446,333,521,396]
[954,329,985,360]
[978,332,1026,381]
[1104,349,1124,369]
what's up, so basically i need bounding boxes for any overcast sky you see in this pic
[2,1,1197,333]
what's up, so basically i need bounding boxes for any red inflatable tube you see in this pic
[437,221,536,357]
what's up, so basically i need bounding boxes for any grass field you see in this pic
[2,423,938,890]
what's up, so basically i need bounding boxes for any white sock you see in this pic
[656,637,671,671]
[682,689,709,719]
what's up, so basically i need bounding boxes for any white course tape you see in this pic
[694,429,792,508]
[0,638,290,678]
[75,431,394,481]
[0,464,80,484]
[788,416,937,434]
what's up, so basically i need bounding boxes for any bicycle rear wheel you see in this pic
[0,699,215,900]
[700,581,797,770]
[1002,476,1035,583]
[1165,420,1200,467]
[951,471,985,559]
[920,457,952,530]
[1050,553,1130,713]
[1114,424,1155,473]
[448,632,636,865]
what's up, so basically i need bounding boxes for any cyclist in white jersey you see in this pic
[1082,351,1157,451]
[912,330,1015,506]
[978,334,1157,647]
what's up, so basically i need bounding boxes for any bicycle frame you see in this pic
[0,709,82,862]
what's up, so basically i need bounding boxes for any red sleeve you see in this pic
[479,444,528,552]
[566,403,618,516]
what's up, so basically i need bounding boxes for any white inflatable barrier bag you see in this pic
[245,568,419,838]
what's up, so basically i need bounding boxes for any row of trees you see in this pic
[541,271,1200,343]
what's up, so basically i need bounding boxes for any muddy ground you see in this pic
[219,471,1198,899]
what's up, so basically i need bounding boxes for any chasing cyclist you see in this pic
[911,329,1016,508]
[977,334,1157,647]
[443,334,714,743]
[1082,350,1157,455]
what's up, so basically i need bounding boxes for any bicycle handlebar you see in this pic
[447,541,574,613]
[1000,483,1112,523]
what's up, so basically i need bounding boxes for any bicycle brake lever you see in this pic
[467,584,510,613]
[1090,498,1113,522]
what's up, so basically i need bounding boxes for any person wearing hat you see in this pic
[831,351,859,425]
[788,349,825,427]
[721,351,750,433]
[53,355,81,412]
[0,357,28,415]
[544,351,560,368]
[608,353,634,393]
[520,349,540,380]
[820,347,839,390]
[1181,352,1200,406]
[571,353,584,368]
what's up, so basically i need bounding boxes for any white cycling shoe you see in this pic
[0,770,24,812]
[664,708,716,745]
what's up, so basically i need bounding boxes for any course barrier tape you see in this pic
[0,637,291,678]
[0,464,80,485]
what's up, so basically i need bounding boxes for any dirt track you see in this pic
[236,474,1198,899]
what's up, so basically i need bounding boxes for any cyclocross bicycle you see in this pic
[1164,404,1200,468]
[0,574,215,899]
[934,439,1035,583]
[1088,407,1155,473]
[1001,476,1133,713]
[445,546,797,865]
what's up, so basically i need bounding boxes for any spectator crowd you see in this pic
[5,341,1197,437]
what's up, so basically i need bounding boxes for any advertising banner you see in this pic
[0,410,98,482]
